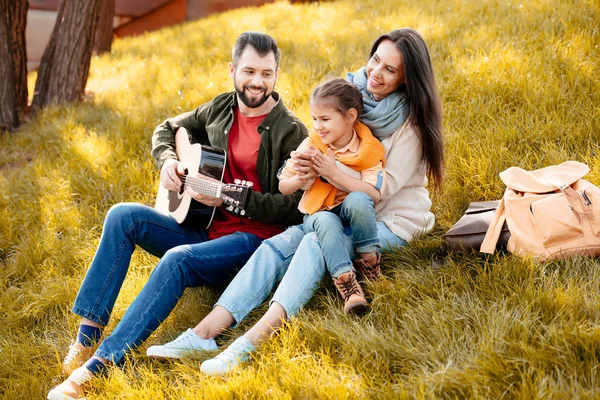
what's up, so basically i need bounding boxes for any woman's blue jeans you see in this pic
[303,192,380,278]
[215,220,406,327]
[71,203,262,364]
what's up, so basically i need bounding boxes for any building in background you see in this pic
[27,0,276,69]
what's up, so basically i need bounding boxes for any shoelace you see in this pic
[64,345,85,364]
[336,276,361,301]
[362,265,380,280]
[167,332,194,347]
[215,340,249,362]
[69,366,95,386]
[356,255,381,280]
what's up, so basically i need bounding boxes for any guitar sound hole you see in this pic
[179,168,189,195]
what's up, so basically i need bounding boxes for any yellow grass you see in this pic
[1,0,600,398]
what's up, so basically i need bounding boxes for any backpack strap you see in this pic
[480,195,507,254]
[557,183,591,223]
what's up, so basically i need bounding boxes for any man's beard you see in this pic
[234,82,272,108]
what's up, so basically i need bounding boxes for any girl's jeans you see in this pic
[303,191,380,278]
[215,219,406,327]
[71,202,262,364]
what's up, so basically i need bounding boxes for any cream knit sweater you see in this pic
[375,122,435,241]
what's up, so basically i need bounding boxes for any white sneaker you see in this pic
[200,337,256,375]
[146,328,218,359]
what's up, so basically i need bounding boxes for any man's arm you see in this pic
[242,190,304,226]
[151,102,212,170]
[242,121,308,226]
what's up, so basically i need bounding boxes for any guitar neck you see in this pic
[180,174,251,211]
[182,175,222,197]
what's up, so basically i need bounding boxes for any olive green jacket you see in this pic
[152,91,307,227]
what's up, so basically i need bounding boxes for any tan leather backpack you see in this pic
[480,161,600,261]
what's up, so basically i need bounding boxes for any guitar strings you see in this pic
[183,180,243,194]
[180,175,244,195]
[174,176,244,207]
[180,176,220,196]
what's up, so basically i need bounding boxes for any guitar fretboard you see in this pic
[181,175,221,197]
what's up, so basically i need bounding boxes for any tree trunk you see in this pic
[32,0,101,112]
[94,0,114,55]
[0,0,28,130]
[0,2,17,130]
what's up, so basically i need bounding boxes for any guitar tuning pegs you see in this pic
[240,210,246,216]
[234,207,240,214]
[234,179,241,184]
[241,180,247,186]
[227,205,234,212]
[246,181,253,188]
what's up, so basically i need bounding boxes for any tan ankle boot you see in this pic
[354,253,382,281]
[333,272,369,314]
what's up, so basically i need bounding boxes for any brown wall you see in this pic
[186,0,276,21]
[114,0,186,37]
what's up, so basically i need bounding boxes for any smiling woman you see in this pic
[366,39,406,101]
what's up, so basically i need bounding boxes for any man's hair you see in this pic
[232,31,281,67]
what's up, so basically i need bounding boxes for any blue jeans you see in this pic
[215,221,406,326]
[303,192,380,278]
[71,203,262,364]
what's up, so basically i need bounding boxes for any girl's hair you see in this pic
[310,78,363,118]
[370,28,444,190]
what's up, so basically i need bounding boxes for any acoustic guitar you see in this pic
[155,128,252,229]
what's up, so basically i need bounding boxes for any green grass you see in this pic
[2,0,600,398]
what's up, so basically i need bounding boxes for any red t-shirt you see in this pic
[208,107,285,240]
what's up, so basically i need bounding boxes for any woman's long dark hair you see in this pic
[370,28,444,190]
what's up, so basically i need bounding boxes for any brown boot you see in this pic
[333,272,369,315]
[354,253,382,281]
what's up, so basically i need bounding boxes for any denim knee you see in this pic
[342,191,373,210]
[158,246,192,281]
[303,211,342,234]
[104,203,142,232]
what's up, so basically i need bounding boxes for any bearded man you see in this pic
[48,31,307,400]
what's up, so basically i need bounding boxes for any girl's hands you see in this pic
[292,147,319,182]
[312,149,338,180]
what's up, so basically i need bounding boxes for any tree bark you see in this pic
[94,0,114,55]
[0,0,28,130]
[0,2,17,130]
[32,0,101,112]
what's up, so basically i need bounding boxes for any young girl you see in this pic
[279,78,386,314]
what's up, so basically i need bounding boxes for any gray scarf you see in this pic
[346,67,408,139]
